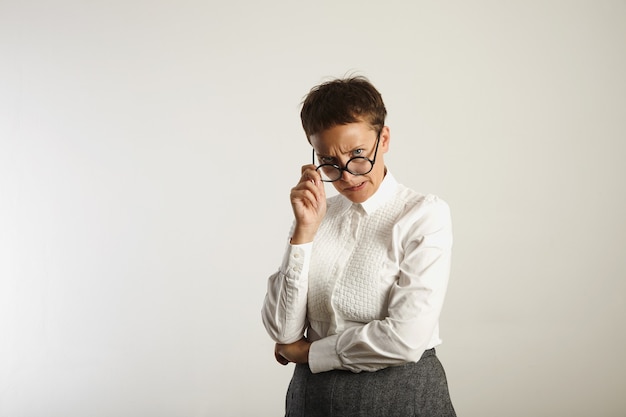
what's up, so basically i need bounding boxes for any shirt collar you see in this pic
[359,170,398,215]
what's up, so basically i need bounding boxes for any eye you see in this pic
[352,149,364,157]
[319,156,336,164]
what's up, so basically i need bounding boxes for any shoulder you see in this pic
[397,185,450,217]
[394,185,452,234]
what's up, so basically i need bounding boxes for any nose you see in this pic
[339,167,355,181]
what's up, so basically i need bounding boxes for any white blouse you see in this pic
[262,172,453,373]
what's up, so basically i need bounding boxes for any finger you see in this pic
[300,167,322,186]
[300,163,317,175]
[308,181,325,206]
[291,188,320,210]
[274,345,290,365]
[292,181,322,203]
[274,352,289,365]
[301,174,324,199]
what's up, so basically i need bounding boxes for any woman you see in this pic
[262,76,456,416]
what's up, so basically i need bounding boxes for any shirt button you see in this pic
[293,253,300,259]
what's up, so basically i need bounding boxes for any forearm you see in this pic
[261,241,312,343]
[314,310,443,372]
[275,338,311,365]
[309,245,452,374]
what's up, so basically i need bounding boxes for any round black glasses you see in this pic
[312,133,381,182]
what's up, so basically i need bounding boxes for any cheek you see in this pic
[370,167,385,185]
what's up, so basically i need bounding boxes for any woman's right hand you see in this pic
[289,164,327,244]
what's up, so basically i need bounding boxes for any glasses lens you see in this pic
[317,165,341,182]
[346,157,373,175]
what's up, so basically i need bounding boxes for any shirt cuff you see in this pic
[280,241,312,277]
[308,334,342,373]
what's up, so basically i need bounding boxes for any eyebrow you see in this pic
[317,145,367,159]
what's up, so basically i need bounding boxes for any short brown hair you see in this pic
[300,76,387,140]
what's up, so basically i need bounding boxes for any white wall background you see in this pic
[1,1,625,416]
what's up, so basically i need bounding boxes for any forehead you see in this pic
[310,122,377,154]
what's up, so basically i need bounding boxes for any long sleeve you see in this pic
[308,197,453,373]
[261,240,312,344]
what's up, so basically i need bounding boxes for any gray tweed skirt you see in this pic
[285,348,456,417]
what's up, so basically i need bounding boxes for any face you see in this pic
[310,121,390,204]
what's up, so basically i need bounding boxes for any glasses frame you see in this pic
[312,131,382,182]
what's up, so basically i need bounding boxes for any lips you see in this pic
[344,182,366,192]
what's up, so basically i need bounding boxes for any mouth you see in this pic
[344,182,366,192]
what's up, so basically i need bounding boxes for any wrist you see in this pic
[300,340,311,364]
[290,226,318,244]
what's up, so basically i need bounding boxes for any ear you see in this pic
[380,126,391,153]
